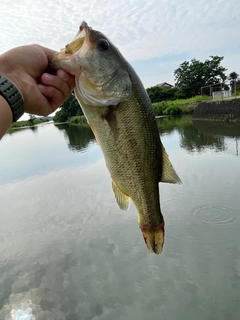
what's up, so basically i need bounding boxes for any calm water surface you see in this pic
[0,117,239,319]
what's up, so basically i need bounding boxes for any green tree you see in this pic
[228,71,239,81]
[58,111,69,123]
[146,86,177,103]
[53,93,83,123]
[28,114,36,126]
[228,72,240,95]
[174,56,227,98]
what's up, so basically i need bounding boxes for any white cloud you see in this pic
[1,0,240,86]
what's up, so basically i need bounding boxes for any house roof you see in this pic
[156,82,174,88]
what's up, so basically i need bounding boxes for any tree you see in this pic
[53,93,83,123]
[228,72,240,95]
[28,114,36,126]
[228,71,239,81]
[174,56,228,98]
[146,86,177,103]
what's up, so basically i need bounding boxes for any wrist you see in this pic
[0,53,24,98]
[0,95,13,139]
[0,75,25,122]
[0,54,25,122]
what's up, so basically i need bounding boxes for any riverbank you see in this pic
[53,96,206,126]
[8,118,51,132]
[192,98,240,122]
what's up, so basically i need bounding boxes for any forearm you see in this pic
[0,95,13,139]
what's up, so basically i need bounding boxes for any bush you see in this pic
[152,95,211,116]
[152,101,168,116]
[69,115,88,126]
[164,106,181,115]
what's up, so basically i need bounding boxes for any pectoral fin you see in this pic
[103,106,117,135]
[160,144,182,184]
[112,180,130,211]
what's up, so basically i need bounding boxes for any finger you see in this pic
[37,45,57,61]
[38,84,67,113]
[57,70,75,90]
[41,73,73,100]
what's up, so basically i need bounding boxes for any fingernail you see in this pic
[38,84,45,92]
[58,70,69,81]
[44,74,53,83]
[63,73,69,81]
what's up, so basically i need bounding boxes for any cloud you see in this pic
[1,0,240,87]
[1,0,240,55]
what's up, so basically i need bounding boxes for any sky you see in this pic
[1,0,239,93]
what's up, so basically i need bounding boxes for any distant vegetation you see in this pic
[51,55,240,124]
[53,91,205,124]
[69,115,88,126]
[174,56,228,98]
[53,94,83,123]
[9,115,51,131]
[7,55,239,130]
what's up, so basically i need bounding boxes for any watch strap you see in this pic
[0,75,24,122]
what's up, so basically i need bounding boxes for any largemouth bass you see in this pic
[52,21,181,254]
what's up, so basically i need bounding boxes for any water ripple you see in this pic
[193,205,236,225]
[162,193,239,245]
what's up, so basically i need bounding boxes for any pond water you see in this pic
[0,116,240,320]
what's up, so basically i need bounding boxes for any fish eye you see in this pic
[98,39,109,51]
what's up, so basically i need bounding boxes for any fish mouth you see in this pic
[140,223,165,254]
[59,21,97,57]
[51,21,116,86]
[51,21,107,78]
[50,21,90,75]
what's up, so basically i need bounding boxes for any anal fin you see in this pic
[112,180,130,211]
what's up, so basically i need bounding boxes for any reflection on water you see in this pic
[157,116,226,153]
[192,119,240,138]
[7,124,39,135]
[0,123,101,185]
[55,123,95,152]
[0,117,240,320]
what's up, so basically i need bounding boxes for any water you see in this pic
[0,117,239,319]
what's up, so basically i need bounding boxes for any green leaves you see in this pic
[228,71,239,81]
[53,93,83,123]
[146,86,177,103]
[174,56,228,98]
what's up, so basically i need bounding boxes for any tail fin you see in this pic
[140,222,165,254]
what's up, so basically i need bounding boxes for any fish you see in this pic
[51,21,181,254]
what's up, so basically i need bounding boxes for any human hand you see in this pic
[0,44,75,116]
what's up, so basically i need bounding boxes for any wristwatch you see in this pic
[0,75,24,122]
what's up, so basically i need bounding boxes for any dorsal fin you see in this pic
[160,144,182,184]
[112,180,130,211]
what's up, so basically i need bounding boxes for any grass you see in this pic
[10,120,30,128]
[152,95,211,116]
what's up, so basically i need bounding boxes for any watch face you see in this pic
[0,75,24,122]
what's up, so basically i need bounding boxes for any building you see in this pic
[156,82,174,88]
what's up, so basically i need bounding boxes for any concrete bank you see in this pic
[192,98,240,122]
